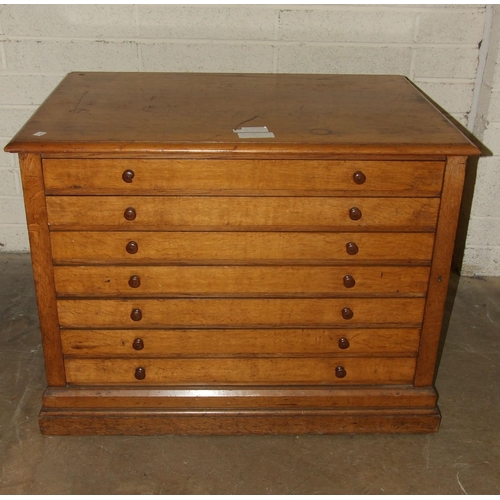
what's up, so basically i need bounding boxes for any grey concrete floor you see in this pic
[0,253,499,494]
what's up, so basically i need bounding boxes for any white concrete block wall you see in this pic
[461,6,500,276]
[0,4,496,275]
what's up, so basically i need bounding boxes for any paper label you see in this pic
[236,132,275,138]
[233,126,274,139]
[233,126,270,133]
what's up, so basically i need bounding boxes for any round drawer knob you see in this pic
[343,275,356,288]
[338,337,350,350]
[126,241,138,254]
[131,308,142,321]
[128,275,141,288]
[353,171,366,185]
[124,207,137,221]
[349,207,362,221]
[342,307,354,320]
[134,366,146,380]
[335,366,347,378]
[122,169,135,183]
[346,242,359,255]
[132,338,144,351]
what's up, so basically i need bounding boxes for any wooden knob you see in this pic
[122,170,134,183]
[346,242,359,255]
[134,366,146,380]
[343,275,355,288]
[126,241,138,254]
[132,338,144,351]
[353,171,366,185]
[131,308,142,321]
[349,207,362,221]
[342,307,354,320]
[335,366,347,378]
[128,275,141,288]
[338,337,350,350]
[124,207,137,221]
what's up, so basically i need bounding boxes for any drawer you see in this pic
[61,328,422,357]
[57,298,426,328]
[46,196,440,231]
[43,159,445,196]
[50,231,436,265]
[53,265,430,297]
[64,356,417,385]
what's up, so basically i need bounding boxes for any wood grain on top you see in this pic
[5,72,479,155]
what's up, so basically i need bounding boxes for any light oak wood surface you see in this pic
[60,328,422,357]
[5,73,477,156]
[57,297,426,328]
[18,154,66,386]
[46,196,440,231]
[50,231,436,265]
[38,410,441,435]
[42,385,438,409]
[64,356,417,385]
[43,158,445,196]
[53,265,430,297]
[415,156,468,386]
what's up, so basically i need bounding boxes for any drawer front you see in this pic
[43,159,445,196]
[50,231,436,264]
[61,328,422,356]
[64,357,417,385]
[53,265,430,297]
[57,298,426,328]
[45,196,440,231]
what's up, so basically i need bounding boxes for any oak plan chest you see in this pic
[5,72,479,435]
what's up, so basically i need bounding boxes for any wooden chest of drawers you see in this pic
[5,73,479,435]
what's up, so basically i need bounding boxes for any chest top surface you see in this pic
[5,72,478,156]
